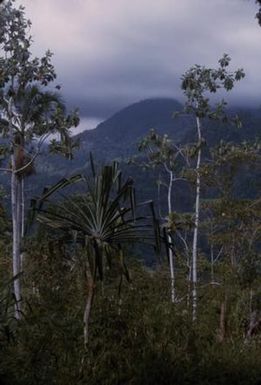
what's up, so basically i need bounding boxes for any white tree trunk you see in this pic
[192,116,202,321]
[167,170,175,303]
[20,176,25,269]
[8,96,22,319]
[168,235,175,303]
[11,159,22,319]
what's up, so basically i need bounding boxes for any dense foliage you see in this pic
[0,1,260,384]
[0,248,260,385]
[0,143,260,384]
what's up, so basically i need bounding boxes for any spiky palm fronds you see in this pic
[33,161,160,280]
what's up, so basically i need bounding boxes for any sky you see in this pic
[17,0,261,133]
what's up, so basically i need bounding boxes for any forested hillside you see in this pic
[1,97,260,207]
[0,1,260,385]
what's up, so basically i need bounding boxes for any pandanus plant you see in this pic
[32,159,160,346]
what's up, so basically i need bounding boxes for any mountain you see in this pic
[43,98,260,178]
[0,98,260,209]
[32,98,192,180]
[71,98,190,165]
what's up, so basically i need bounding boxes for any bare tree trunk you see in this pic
[20,176,25,269]
[167,170,175,303]
[11,162,22,319]
[8,97,22,319]
[192,116,202,321]
[176,230,191,308]
[217,297,226,342]
[210,243,214,284]
[83,258,95,347]
[186,256,191,309]
[245,289,261,340]
[245,310,261,340]
[168,235,175,303]
[230,234,236,268]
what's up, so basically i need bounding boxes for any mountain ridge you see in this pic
[0,97,260,205]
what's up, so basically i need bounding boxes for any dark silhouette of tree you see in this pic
[255,0,261,25]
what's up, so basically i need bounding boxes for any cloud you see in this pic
[17,0,261,121]
[74,117,102,134]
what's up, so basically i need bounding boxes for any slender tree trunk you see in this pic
[192,116,202,321]
[217,296,226,342]
[83,285,94,347]
[83,258,94,347]
[167,170,175,303]
[19,132,26,270]
[11,162,22,318]
[230,234,236,268]
[245,310,261,340]
[218,301,226,342]
[17,175,23,267]
[210,243,214,284]
[20,176,25,269]
[8,97,22,319]
[245,289,261,340]
[168,235,175,303]
[187,261,191,309]
[177,230,191,307]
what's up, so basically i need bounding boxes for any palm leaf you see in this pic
[32,160,161,284]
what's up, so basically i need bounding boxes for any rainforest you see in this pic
[0,1,260,384]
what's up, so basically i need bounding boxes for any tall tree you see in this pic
[0,0,79,318]
[33,161,160,346]
[181,54,244,320]
[137,129,189,302]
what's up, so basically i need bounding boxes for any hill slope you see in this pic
[0,98,260,207]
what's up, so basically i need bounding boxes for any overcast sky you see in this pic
[17,0,261,132]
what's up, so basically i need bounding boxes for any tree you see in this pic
[180,54,245,320]
[201,140,260,340]
[137,129,189,303]
[0,0,79,318]
[33,160,160,347]
[255,0,261,25]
